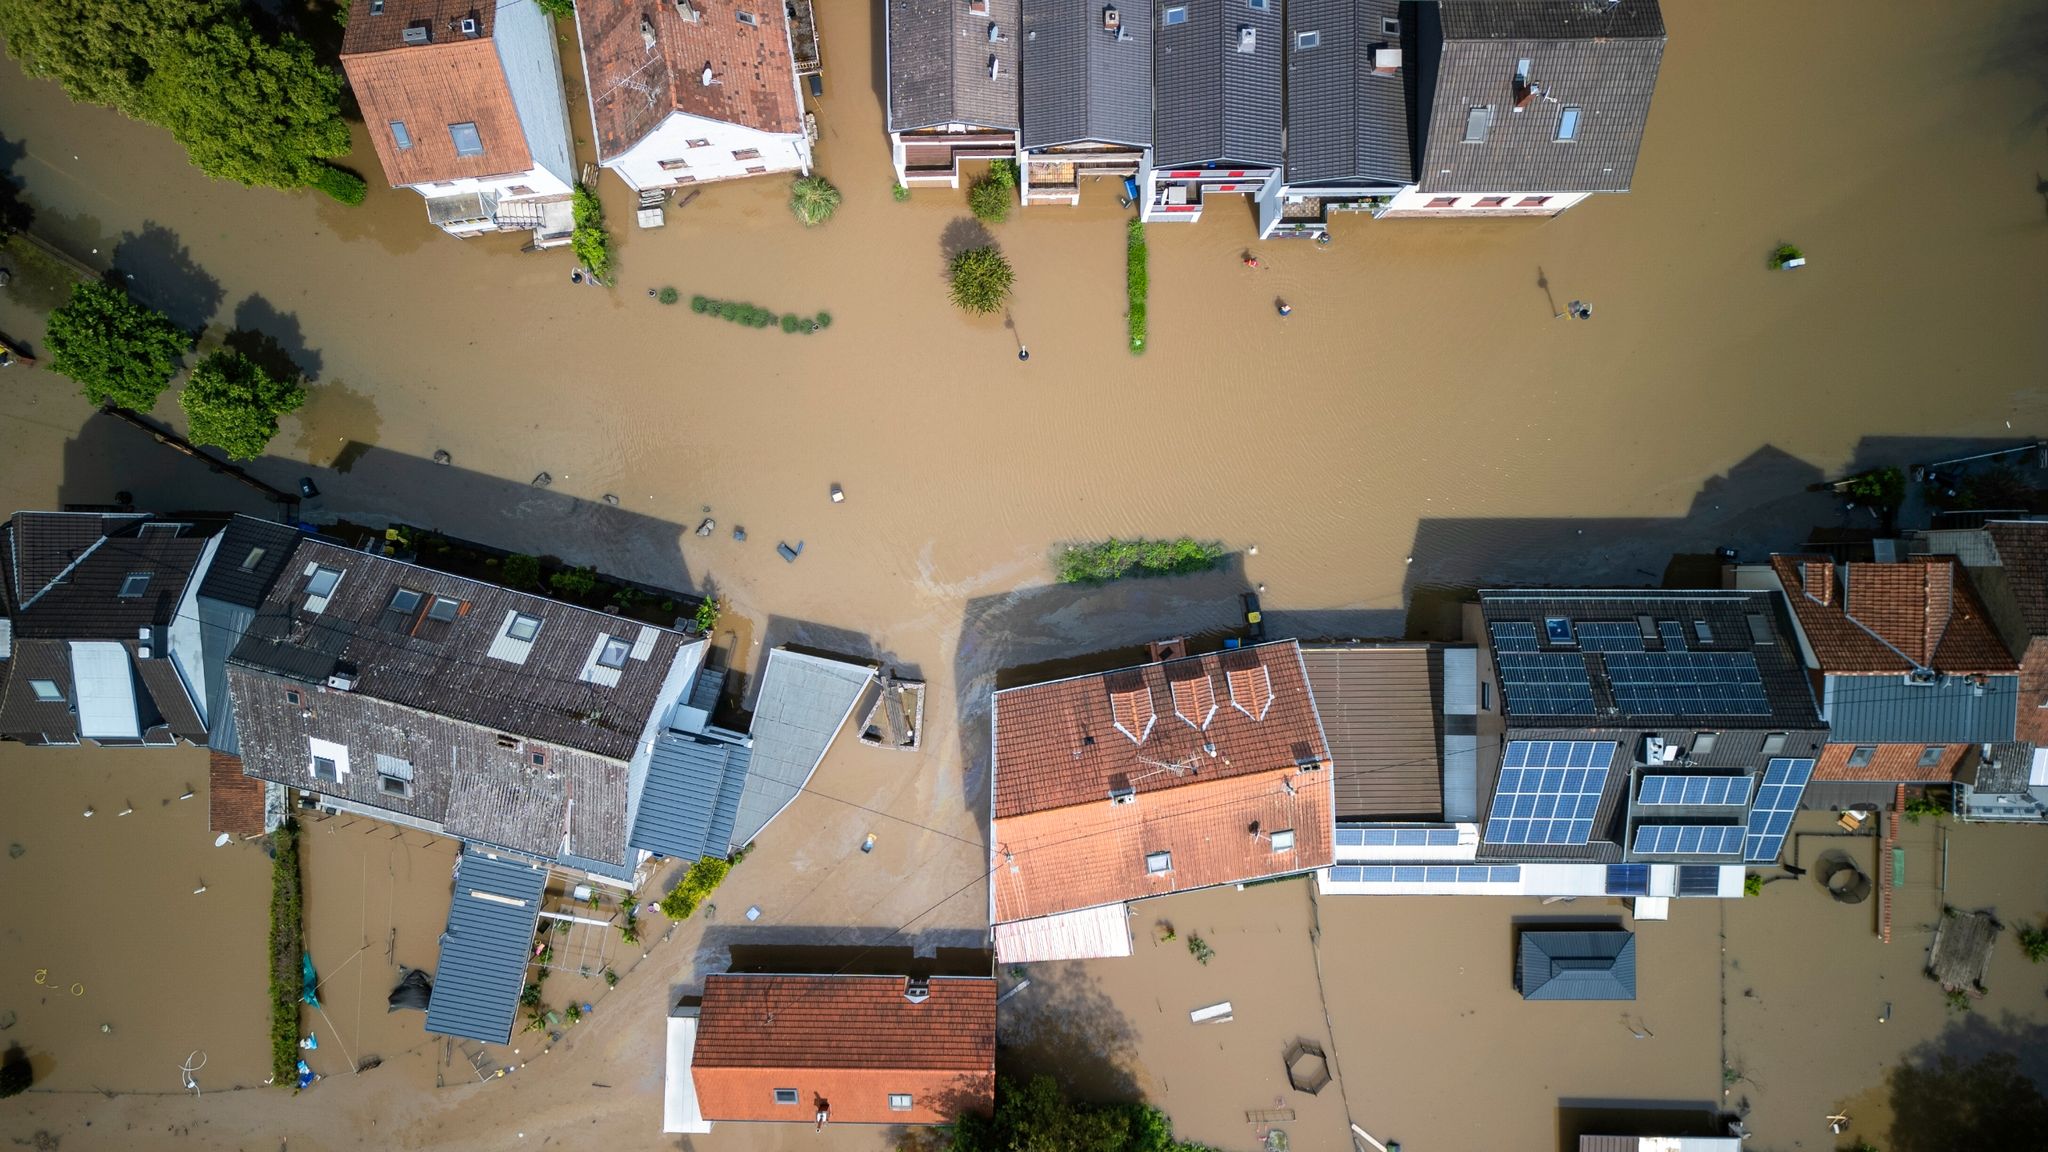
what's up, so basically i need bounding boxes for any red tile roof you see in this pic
[993,765,1334,922]
[1814,741,1967,783]
[1771,555,2015,674]
[692,975,995,1124]
[341,0,532,187]
[991,640,1328,820]
[577,0,803,162]
[209,751,265,836]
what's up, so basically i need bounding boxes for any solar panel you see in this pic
[1632,824,1746,855]
[1483,741,1615,845]
[1603,651,1770,716]
[1489,620,1539,651]
[1330,865,1523,885]
[1576,621,1646,652]
[1352,827,1462,847]
[1605,863,1650,895]
[1638,775,1753,806]
[1743,757,1815,863]
[1496,652,1596,715]
[1677,864,1724,897]
[1656,620,1688,651]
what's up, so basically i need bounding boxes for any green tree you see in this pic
[571,184,614,284]
[948,246,1014,315]
[45,280,192,410]
[501,553,541,590]
[789,175,842,227]
[968,175,1011,224]
[549,565,598,600]
[933,1075,1219,1152]
[1888,1050,2048,1152]
[0,0,227,110]
[535,0,575,15]
[178,348,306,461]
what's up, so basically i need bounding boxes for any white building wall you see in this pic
[1381,187,1590,216]
[492,0,577,191]
[608,111,810,193]
[166,532,220,728]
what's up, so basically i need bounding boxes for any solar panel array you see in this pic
[1603,652,1770,715]
[1677,865,1724,897]
[1483,741,1615,845]
[1335,827,1462,848]
[1576,621,1646,652]
[1605,863,1650,895]
[1657,620,1689,651]
[1489,620,1539,651]
[1743,757,1815,863]
[1638,775,1753,806]
[1327,864,1523,885]
[1632,824,1746,855]
[1496,652,1598,715]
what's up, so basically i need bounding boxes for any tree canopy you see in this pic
[178,348,306,461]
[0,0,353,195]
[948,246,1014,315]
[789,175,842,227]
[915,1075,1216,1152]
[45,280,192,410]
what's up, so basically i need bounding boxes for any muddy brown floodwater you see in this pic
[4,0,2048,1149]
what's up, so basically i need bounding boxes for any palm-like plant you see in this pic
[789,175,842,226]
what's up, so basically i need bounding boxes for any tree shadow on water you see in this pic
[1885,1013,2048,1152]
[997,962,1141,1104]
[110,221,223,332]
[225,294,323,382]
[940,217,995,262]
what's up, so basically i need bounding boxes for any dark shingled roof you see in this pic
[1020,0,1152,150]
[1517,929,1636,1000]
[1414,0,1664,193]
[888,0,1021,133]
[1153,0,1281,167]
[1983,522,2048,635]
[198,517,304,610]
[1283,0,1412,184]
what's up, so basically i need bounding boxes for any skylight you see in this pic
[1463,105,1493,143]
[426,596,462,623]
[507,613,541,643]
[1294,29,1319,48]
[448,122,484,157]
[1556,105,1581,141]
[306,566,342,598]
[598,636,631,669]
[1162,5,1187,25]
[118,572,151,599]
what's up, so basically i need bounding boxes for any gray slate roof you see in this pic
[1517,929,1636,1000]
[1153,0,1281,167]
[1284,0,1412,184]
[425,846,548,1045]
[1020,0,1151,150]
[888,0,1021,132]
[628,730,752,861]
[728,649,874,848]
[1824,673,2020,745]
[1415,0,1664,193]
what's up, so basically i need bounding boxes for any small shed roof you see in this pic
[1518,929,1636,1000]
[424,846,548,1044]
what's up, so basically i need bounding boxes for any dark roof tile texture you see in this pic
[1153,0,1281,167]
[209,750,266,836]
[1415,0,1663,194]
[1284,0,1412,184]
[888,0,1021,132]
[1020,0,1152,149]
[198,517,304,610]
[1984,522,2048,635]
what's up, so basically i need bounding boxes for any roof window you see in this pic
[1847,746,1876,769]
[598,636,631,670]
[1691,732,1717,756]
[1145,850,1172,874]
[736,9,757,23]
[889,1093,914,1111]
[390,120,413,150]
[370,0,384,11]
[1462,105,1493,143]
[507,613,541,643]
[1761,732,1787,756]
[307,566,343,598]
[1269,828,1296,852]
[426,596,462,623]
[29,679,63,702]
[1162,5,1187,25]
[241,546,267,571]
[118,572,152,599]
[1381,15,1398,34]
[1294,29,1319,49]
[449,122,484,156]
[389,588,423,615]
[774,1088,799,1105]
[1556,105,1581,141]
[1918,746,1947,770]
[1515,57,1531,84]
[1247,0,1267,10]
[1693,620,1714,645]
[312,756,339,783]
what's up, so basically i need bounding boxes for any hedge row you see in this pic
[688,296,833,334]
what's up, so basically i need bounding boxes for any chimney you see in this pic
[1103,5,1119,31]
[1801,560,1834,606]
[136,625,154,661]
[642,15,657,49]
[675,0,701,21]
[1148,637,1187,662]
[327,666,359,692]
[1922,558,1954,663]
[904,976,930,1004]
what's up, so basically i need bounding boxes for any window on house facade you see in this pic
[426,596,462,623]
[1381,15,1398,34]
[449,122,485,156]
[888,1094,914,1111]
[1479,681,1492,711]
[1145,850,1172,874]
[731,148,762,161]
[745,165,768,174]
[507,613,541,643]
[773,1088,800,1105]
[1475,195,1507,208]
[1918,746,1947,770]
[29,679,63,702]
[1462,105,1493,143]
[1556,105,1581,141]
[118,572,152,598]
[1162,5,1187,24]
[1427,196,1459,208]
[1269,828,1296,852]
[312,756,340,783]
[1847,746,1876,769]
[1516,195,1551,207]
[390,120,412,150]
[1294,30,1320,49]
[597,636,631,669]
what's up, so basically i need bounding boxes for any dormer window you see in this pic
[118,572,152,599]
[598,636,631,669]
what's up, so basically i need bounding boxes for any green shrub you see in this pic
[990,159,1018,189]
[1743,872,1763,897]
[549,565,598,600]
[308,164,366,205]
[658,856,733,920]
[571,183,614,285]
[268,821,303,1088]
[789,175,842,226]
[501,553,540,589]
[1770,243,1804,269]
[1056,537,1225,584]
[1126,217,1147,354]
[535,0,574,15]
[1904,792,1946,824]
[948,245,1014,314]
[603,968,619,987]
[564,1003,582,1024]
[815,311,832,329]
[619,907,640,945]
[45,279,191,410]
[520,982,543,1009]
[968,174,1011,224]
[693,595,720,634]
[781,313,799,333]
[657,286,679,305]
[891,182,909,202]
[180,348,306,461]
[1187,934,1214,965]
[690,294,708,313]
[2017,922,2048,963]
[1844,467,1905,508]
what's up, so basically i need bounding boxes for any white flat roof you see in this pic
[995,903,1135,963]
[664,1009,712,1134]
[70,641,140,740]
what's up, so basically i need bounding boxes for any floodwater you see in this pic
[3,0,2048,1148]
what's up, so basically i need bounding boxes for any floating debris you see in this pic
[830,484,845,503]
[732,525,747,542]
[861,834,876,854]
[532,472,552,488]
[432,449,452,465]
[603,494,620,506]
[6,843,21,859]
[695,518,715,537]
[778,541,804,563]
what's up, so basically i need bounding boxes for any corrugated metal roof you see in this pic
[1517,929,1635,1000]
[1284,0,1411,184]
[1300,644,1444,819]
[1020,0,1152,150]
[728,650,872,848]
[628,731,754,860]
[1153,0,1282,167]
[424,846,548,1044]
[1824,674,2019,744]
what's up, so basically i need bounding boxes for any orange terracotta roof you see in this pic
[991,640,1329,820]
[577,0,803,162]
[209,751,265,837]
[1771,555,2015,674]
[692,975,995,1124]
[341,0,533,188]
[993,765,1334,922]
[1814,741,1967,783]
